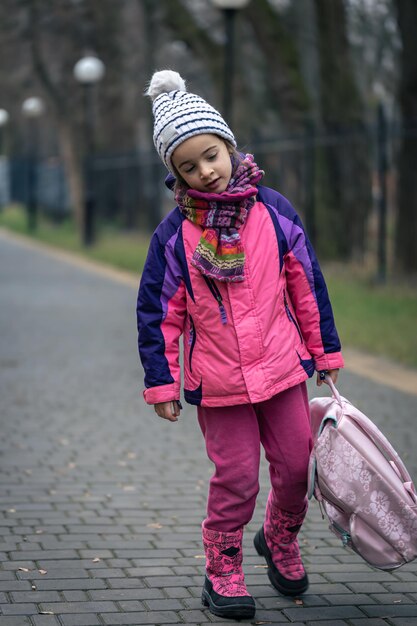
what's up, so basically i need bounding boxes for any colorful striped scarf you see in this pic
[175,154,264,282]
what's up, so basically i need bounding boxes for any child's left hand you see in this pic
[316,368,339,387]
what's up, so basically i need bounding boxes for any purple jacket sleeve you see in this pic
[137,214,187,404]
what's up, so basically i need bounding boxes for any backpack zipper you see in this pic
[203,276,228,325]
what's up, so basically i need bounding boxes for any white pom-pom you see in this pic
[145,70,187,100]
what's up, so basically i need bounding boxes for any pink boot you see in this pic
[254,494,309,596]
[202,526,256,620]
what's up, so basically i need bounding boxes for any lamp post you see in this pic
[73,54,105,246]
[0,109,9,154]
[212,0,250,127]
[0,109,10,210]
[22,97,44,231]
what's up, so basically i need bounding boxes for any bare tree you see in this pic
[314,0,372,260]
[394,0,417,273]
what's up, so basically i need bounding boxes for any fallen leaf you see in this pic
[122,485,135,491]
[35,529,44,534]
[394,599,402,603]
[31,584,36,590]
[7,509,16,513]
[92,557,101,563]
[38,569,47,575]
[40,611,54,615]
[194,554,205,559]
[18,567,30,572]
[254,564,268,569]
[147,523,163,529]
[294,598,303,605]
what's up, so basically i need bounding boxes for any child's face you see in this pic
[172,134,232,193]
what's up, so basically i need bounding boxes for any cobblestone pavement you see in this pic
[1,230,417,626]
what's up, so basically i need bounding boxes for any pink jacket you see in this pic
[137,185,344,407]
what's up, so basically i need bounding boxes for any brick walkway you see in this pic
[1,230,417,626]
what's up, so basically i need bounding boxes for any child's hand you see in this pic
[316,368,339,387]
[154,401,181,422]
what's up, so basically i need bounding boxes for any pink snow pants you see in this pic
[197,382,312,533]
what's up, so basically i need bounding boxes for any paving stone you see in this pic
[143,575,197,587]
[325,571,396,583]
[39,601,117,613]
[308,583,353,594]
[62,590,90,601]
[34,578,106,591]
[283,605,367,621]
[101,612,181,624]
[322,594,376,605]
[383,581,417,593]
[369,593,413,605]
[116,601,145,612]
[164,587,192,599]
[346,582,388,594]
[350,617,391,626]
[360,604,417,618]
[59,616,102,626]
[0,603,37,614]
[178,609,208,622]
[31,617,61,626]
[0,581,32,592]
[88,588,160,601]
[10,591,62,603]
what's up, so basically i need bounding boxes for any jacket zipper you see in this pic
[203,276,228,324]
[284,290,303,342]
[188,315,196,373]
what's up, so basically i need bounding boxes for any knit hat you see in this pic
[146,70,236,172]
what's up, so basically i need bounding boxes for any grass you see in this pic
[1,205,416,369]
[0,205,150,275]
[325,266,417,369]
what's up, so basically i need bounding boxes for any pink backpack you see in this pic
[308,376,417,570]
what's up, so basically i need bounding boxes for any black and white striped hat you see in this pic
[146,70,236,172]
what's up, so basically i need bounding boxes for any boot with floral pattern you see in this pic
[202,525,256,620]
[254,493,309,596]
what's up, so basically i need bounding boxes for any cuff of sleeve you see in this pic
[314,352,344,372]
[143,382,181,405]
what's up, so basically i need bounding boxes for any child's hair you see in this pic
[146,69,237,173]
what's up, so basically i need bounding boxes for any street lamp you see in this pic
[73,54,105,246]
[212,0,250,126]
[0,109,10,210]
[0,109,9,154]
[22,97,45,231]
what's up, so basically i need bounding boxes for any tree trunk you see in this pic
[56,119,83,232]
[394,0,417,273]
[245,0,309,132]
[314,0,372,261]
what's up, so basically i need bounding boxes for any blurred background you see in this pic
[0,0,416,367]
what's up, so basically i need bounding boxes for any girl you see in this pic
[137,70,343,621]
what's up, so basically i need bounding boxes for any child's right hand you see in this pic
[154,401,181,422]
